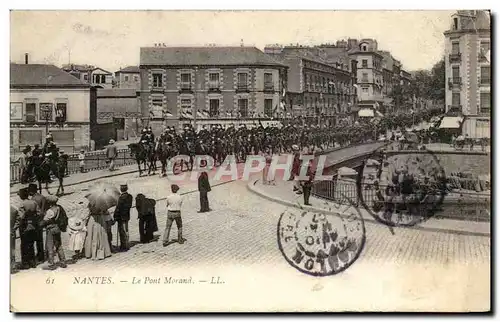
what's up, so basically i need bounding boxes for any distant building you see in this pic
[264,45,357,126]
[348,39,385,115]
[443,10,490,138]
[62,64,113,89]
[10,57,92,154]
[115,66,141,89]
[96,88,142,141]
[139,46,287,132]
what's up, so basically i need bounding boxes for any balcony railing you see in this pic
[449,52,462,62]
[480,78,491,86]
[180,83,192,92]
[236,84,248,92]
[208,82,221,92]
[447,105,462,116]
[264,83,274,91]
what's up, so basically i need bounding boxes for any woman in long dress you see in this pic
[83,205,112,260]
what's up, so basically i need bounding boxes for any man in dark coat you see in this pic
[198,165,211,213]
[17,188,39,269]
[28,183,46,263]
[301,162,315,206]
[113,184,133,251]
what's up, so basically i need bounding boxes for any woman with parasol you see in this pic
[83,183,119,260]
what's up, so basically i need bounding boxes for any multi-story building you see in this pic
[264,45,357,126]
[443,10,491,138]
[348,39,385,116]
[114,66,141,89]
[10,58,92,154]
[139,46,287,132]
[62,64,114,89]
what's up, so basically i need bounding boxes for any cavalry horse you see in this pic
[30,155,67,196]
[129,142,156,176]
[177,139,195,172]
[155,138,178,177]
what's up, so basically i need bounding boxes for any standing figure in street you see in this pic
[28,183,46,263]
[83,204,113,261]
[301,162,315,206]
[113,184,132,251]
[162,184,185,246]
[78,150,86,173]
[198,167,211,213]
[67,216,87,261]
[17,188,39,269]
[11,206,20,272]
[106,139,118,171]
[136,194,159,244]
[40,195,67,270]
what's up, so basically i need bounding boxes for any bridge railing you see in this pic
[10,148,136,184]
[311,178,490,222]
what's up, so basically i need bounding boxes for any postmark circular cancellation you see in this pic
[358,143,447,227]
[277,199,365,277]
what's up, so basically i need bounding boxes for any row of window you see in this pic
[450,92,490,113]
[151,71,274,91]
[10,101,68,123]
[150,98,277,118]
[360,58,382,70]
[123,75,139,82]
[303,95,354,108]
[304,75,352,94]
[451,41,490,56]
[450,65,490,85]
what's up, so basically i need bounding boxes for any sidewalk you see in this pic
[426,143,490,153]
[10,163,140,195]
[247,178,490,237]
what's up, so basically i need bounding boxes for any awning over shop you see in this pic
[358,108,374,117]
[439,116,463,129]
[375,110,383,117]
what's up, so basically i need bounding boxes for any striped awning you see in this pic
[358,108,374,117]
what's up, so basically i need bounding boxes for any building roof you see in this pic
[97,88,139,98]
[10,63,89,88]
[140,46,287,67]
[62,64,112,74]
[116,66,140,74]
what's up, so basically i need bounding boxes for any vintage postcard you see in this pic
[9,10,491,312]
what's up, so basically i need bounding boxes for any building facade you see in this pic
[62,64,114,89]
[444,10,491,138]
[115,66,141,89]
[10,62,92,154]
[264,45,357,126]
[348,39,385,113]
[96,89,142,140]
[139,46,287,132]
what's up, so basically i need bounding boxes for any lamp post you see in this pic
[40,105,52,135]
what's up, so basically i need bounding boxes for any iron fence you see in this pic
[311,178,490,222]
[10,148,136,184]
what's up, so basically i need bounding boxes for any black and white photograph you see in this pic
[7,8,492,312]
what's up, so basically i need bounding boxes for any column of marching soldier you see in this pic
[11,108,445,272]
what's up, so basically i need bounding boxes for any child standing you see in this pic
[67,216,87,261]
[78,150,85,173]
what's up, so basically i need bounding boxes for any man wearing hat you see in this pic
[40,195,67,270]
[28,183,46,263]
[113,184,133,251]
[106,139,118,171]
[17,188,39,269]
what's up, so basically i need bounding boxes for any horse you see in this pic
[129,142,156,176]
[155,139,176,177]
[31,155,67,195]
[178,139,195,172]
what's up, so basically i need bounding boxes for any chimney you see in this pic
[24,53,29,64]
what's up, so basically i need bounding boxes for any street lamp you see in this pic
[40,104,52,134]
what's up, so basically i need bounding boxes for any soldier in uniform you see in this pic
[139,129,148,143]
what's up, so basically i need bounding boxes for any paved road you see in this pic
[10,151,490,312]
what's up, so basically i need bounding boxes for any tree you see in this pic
[428,58,445,101]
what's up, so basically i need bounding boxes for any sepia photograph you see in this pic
[7,7,492,312]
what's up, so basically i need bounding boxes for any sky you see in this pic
[10,10,455,73]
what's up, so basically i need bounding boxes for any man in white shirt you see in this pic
[163,184,185,247]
